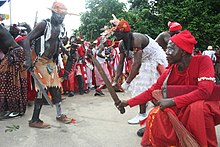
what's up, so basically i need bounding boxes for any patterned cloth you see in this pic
[0,46,27,114]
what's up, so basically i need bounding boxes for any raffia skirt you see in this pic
[33,56,62,104]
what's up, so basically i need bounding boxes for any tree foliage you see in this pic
[78,0,220,49]
[127,0,220,49]
[78,0,126,41]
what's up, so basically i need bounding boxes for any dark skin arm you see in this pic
[125,33,149,84]
[155,32,171,51]
[117,95,176,112]
[0,25,20,53]
[158,98,176,110]
[126,50,142,84]
[117,98,176,111]
[152,89,176,110]
[23,21,46,68]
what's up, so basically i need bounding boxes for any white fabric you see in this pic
[113,47,120,71]
[86,66,93,87]
[202,50,216,61]
[57,54,64,69]
[121,81,130,91]
[44,21,52,42]
[95,48,106,64]
[127,113,147,124]
[127,35,168,97]
[40,20,52,56]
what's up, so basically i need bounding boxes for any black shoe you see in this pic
[94,92,102,96]
[137,127,145,137]
[96,90,105,95]
[0,111,21,120]
[68,91,75,97]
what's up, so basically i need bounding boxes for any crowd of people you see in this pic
[0,1,219,147]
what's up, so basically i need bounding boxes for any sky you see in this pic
[0,0,128,36]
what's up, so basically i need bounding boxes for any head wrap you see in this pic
[115,19,131,32]
[168,21,182,32]
[106,39,112,47]
[49,2,68,15]
[109,14,131,33]
[170,30,197,54]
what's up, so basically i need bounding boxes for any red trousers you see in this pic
[142,101,220,147]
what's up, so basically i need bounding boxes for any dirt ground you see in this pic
[0,89,219,147]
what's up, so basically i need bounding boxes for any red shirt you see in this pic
[128,55,215,108]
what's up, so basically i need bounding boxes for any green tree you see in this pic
[127,0,220,49]
[79,0,126,42]
[127,0,163,38]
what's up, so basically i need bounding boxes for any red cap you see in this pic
[106,39,112,47]
[49,2,68,15]
[116,19,131,32]
[170,30,197,54]
[168,21,182,32]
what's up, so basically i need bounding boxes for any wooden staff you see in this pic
[88,53,125,114]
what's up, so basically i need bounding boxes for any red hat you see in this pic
[106,39,112,47]
[168,21,182,32]
[49,2,68,15]
[116,19,131,32]
[170,30,197,54]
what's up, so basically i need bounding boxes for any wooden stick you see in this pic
[88,53,125,114]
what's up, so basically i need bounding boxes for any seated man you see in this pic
[118,30,220,147]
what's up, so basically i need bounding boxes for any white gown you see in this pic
[128,35,168,97]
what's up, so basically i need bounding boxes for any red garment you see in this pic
[75,45,87,91]
[74,63,87,91]
[59,60,75,92]
[116,19,131,32]
[27,71,36,101]
[127,55,220,147]
[77,45,85,57]
[15,35,26,43]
